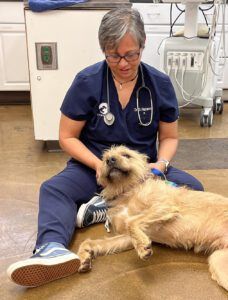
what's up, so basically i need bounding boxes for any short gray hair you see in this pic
[98,7,146,52]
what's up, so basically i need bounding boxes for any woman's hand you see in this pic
[95,160,107,187]
[149,162,166,173]
[95,160,103,181]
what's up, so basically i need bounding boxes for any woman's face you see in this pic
[105,33,142,82]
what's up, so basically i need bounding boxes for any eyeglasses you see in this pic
[105,51,140,63]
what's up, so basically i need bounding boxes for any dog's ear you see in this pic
[138,152,149,164]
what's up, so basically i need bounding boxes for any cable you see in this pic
[199,3,214,12]
[169,3,185,37]
[199,7,209,27]
[172,53,202,107]
[170,10,185,37]
[170,3,173,37]
[209,0,226,76]
[157,36,172,56]
[175,3,185,13]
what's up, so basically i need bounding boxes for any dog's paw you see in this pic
[137,244,153,261]
[160,209,180,222]
[78,257,92,273]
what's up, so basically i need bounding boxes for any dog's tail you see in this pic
[208,248,228,291]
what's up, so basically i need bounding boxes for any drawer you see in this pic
[133,3,183,25]
[0,2,25,23]
[132,3,228,25]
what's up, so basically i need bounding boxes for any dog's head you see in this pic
[98,145,149,199]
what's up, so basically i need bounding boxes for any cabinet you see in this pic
[25,9,107,140]
[0,2,29,91]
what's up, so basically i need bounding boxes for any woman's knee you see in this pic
[167,167,204,192]
[40,178,56,195]
[188,178,204,191]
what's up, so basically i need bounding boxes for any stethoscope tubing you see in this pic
[136,64,153,127]
[104,66,115,126]
[104,63,153,127]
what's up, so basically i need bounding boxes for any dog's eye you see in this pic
[122,154,131,159]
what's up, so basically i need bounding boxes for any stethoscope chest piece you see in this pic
[104,112,115,126]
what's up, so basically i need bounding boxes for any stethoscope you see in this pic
[104,63,153,127]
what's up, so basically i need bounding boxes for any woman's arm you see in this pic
[149,120,178,173]
[59,113,102,178]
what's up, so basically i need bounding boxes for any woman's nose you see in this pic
[118,57,129,67]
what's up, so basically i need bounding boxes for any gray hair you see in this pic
[98,7,146,52]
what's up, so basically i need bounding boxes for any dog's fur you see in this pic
[78,146,228,291]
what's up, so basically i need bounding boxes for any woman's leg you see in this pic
[36,161,99,249]
[165,166,204,191]
[7,161,99,287]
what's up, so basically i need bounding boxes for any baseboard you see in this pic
[222,89,228,101]
[0,91,30,105]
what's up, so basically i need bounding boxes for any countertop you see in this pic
[0,0,164,4]
[23,0,132,10]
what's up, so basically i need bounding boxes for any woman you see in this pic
[7,7,204,287]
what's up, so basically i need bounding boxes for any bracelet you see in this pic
[156,159,170,173]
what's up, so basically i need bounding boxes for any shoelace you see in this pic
[35,244,46,254]
[91,209,107,223]
[35,243,66,255]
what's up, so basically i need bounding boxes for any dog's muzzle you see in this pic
[106,157,117,167]
[105,156,129,181]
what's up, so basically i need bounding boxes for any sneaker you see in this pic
[76,195,107,228]
[7,242,80,287]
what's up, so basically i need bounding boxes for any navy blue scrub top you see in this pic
[60,60,179,163]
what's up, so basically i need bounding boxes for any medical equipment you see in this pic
[136,64,154,127]
[160,0,225,127]
[105,64,154,127]
[104,66,115,126]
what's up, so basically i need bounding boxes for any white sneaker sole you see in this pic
[76,195,103,228]
[7,253,80,287]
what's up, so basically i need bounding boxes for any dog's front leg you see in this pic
[128,221,152,261]
[128,207,180,260]
[78,234,133,272]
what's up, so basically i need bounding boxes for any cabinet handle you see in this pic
[147,13,161,17]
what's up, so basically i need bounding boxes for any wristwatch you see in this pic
[157,159,170,173]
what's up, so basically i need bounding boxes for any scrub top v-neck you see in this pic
[60,60,179,163]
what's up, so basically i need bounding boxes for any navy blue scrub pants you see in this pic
[35,161,204,249]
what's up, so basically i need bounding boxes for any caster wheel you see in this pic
[200,110,213,127]
[214,97,224,114]
[218,100,224,114]
[213,98,216,114]
[208,110,213,127]
[200,111,207,127]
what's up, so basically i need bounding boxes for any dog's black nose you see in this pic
[106,157,116,166]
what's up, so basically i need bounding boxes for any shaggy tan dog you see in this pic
[78,146,228,291]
